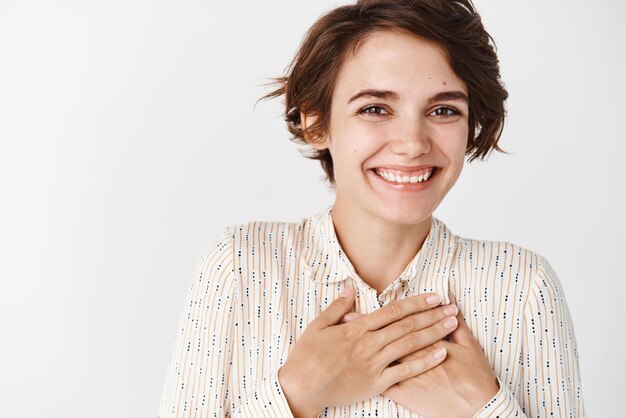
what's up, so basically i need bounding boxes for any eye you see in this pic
[358,104,389,117]
[430,106,461,119]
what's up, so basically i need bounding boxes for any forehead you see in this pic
[333,29,467,100]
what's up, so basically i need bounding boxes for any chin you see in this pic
[373,204,434,227]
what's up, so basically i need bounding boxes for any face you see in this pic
[303,29,469,227]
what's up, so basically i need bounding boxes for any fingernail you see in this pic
[433,348,446,360]
[444,317,457,329]
[340,286,353,298]
[426,294,440,305]
[443,305,458,316]
[344,313,355,321]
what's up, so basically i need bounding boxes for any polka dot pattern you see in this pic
[157,206,584,417]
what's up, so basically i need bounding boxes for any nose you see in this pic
[389,115,432,157]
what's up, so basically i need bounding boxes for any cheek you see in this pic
[437,124,468,153]
[331,125,383,163]
[437,126,468,182]
[450,123,469,151]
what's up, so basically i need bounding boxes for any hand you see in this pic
[380,298,500,418]
[278,287,459,418]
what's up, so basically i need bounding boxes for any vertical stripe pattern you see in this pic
[158,206,584,417]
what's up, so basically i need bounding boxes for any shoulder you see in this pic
[452,227,545,273]
[224,208,327,251]
[211,210,327,271]
[228,219,304,246]
[201,217,306,256]
[198,226,234,261]
[225,218,309,254]
[437,218,559,304]
[459,236,542,270]
[438,218,544,274]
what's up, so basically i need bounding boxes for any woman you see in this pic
[158,0,584,417]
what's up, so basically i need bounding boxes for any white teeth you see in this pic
[375,168,434,184]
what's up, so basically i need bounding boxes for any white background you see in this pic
[1,0,624,416]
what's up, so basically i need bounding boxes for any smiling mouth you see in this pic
[371,167,439,184]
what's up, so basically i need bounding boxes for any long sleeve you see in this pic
[474,256,585,417]
[157,229,237,417]
[157,228,296,417]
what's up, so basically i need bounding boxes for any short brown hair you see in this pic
[261,0,508,185]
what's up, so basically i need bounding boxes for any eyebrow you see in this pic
[347,89,399,104]
[429,91,469,104]
[347,89,469,105]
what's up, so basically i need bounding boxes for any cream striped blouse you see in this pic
[157,206,584,417]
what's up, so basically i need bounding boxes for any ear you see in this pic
[300,111,330,150]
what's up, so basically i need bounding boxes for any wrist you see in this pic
[469,376,501,414]
[278,365,323,418]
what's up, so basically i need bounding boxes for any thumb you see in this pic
[313,285,355,328]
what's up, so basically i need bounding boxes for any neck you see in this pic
[331,202,431,295]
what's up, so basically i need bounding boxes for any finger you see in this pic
[445,292,477,346]
[449,309,477,346]
[448,290,459,306]
[380,346,447,388]
[394,340,448,363]
[446,291,466,344]
[361,292,442,331]
[378,313,458,366]
[310,285,355,329]
[377,303,457,349]
[341,312,364,323]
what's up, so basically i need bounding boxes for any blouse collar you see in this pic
[302,206,457,298]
